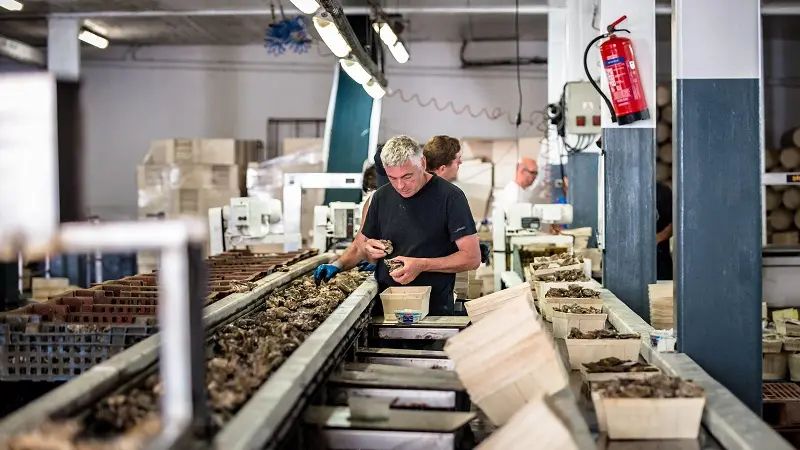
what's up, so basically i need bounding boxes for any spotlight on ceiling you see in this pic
[313,13,351,58]
[363,79,386,99]
[78,29,109,49]
[0,0,23,11]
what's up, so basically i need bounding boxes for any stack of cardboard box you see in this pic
[455,137,542,222]
[136,138,263,271]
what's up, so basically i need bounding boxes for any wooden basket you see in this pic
[785,337,800,352]
[580,365,661,383]
[552,311,607,339]
[593,395,706,440]
[763,353,788,380]
[790,354,800,382]
[464,283,534,323]
[378,286,431,321]
[542,298,604,322]
[564,338,641,370]
[763,338,784,354]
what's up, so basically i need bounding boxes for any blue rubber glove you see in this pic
[357,260,376,272]
[480,243,490,264]
[314,264,341,285]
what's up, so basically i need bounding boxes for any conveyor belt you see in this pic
[0,254,334,447]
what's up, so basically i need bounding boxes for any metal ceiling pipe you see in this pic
[48,6,553,18]
[41,2,800,18]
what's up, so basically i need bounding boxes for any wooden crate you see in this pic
[476,396,579,450]
[551,311,607,339]
[535,281,600,303]
[464,283,534,323]
[542,297,604,322]
[378,286,431,321]
[445,296,568,426]
[594,395,705,440]
[580,365,661,383]
[564,338,641,370]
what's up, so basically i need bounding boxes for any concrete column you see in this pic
[47,18,80,80]
[599,0,657,320]
[673,0,762,413]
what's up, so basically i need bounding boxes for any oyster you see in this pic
[386,258,405,273]
[596,375,704,399]
[379,239,393,255]
[552,303,602,314]
[582,357,659,374]
[546,284,600,299]
[538,269,590,282]
[568,328,640,340]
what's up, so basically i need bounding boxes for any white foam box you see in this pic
[379,286,432,321]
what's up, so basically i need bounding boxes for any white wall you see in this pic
[80,41,549,219]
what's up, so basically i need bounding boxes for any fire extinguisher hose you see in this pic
[584,34,618,123]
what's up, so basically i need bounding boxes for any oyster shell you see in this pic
[552,303,602,314]
[386,258,404,273]
[568,328,640,340]
[596,375,704,398]
[379,240,393,255]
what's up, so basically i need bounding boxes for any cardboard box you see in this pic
[138,187,240,218]
[453,181,493,223]
[144,139,263,166]
[137,164,240,191]
[283,138,324,156]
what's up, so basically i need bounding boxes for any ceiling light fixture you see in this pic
[389,41,409,64]
[78,29,109,49]
[339,58,372,84]
[83,19,108,36]
[363,79,386,100]
[288,0,321,15]
[313,14,351,58]
[372,22,398,47]
[0,0,23,11]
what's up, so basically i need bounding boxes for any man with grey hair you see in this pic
[354,135,481,316]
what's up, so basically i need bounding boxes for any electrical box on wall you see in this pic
[564,82,602,135]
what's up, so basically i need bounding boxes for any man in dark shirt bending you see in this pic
[356,135,481,315]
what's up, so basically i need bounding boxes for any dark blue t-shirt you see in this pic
[361,175,477,315]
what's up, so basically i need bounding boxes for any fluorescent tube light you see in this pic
[289,0,320,15]
[363,79,386,99]
[0,0,23,11]
[374,22,398,47]
[313,16,351,58]
[78,30,109,49]
[339,58,372,84]
[389,41,409,64]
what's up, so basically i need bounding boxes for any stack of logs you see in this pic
[766,127,800,245]
[655,84,673,189]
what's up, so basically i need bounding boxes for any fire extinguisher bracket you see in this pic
[584,15,651,127]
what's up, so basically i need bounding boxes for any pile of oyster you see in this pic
[545,284,600,299]
[552,303,603,314]
[538,269,590,283]
[582,357,659,374]
[568,328,640,340]
[596,375,704,399]
[6,270,370,448]
[532,254,584,270]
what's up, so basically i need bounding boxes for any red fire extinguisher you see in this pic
[584,15,650,125]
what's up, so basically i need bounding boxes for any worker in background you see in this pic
[314,162,380,282]
[656,181,674,280]
[361,136,481,315]
[424,135,462,182]
[496,157,550,210]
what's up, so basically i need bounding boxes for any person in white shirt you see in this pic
[497,157,550,210]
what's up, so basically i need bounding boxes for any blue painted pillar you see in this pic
[323,65,376,205]
[599,0,657,320]
[673,0,763,413]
